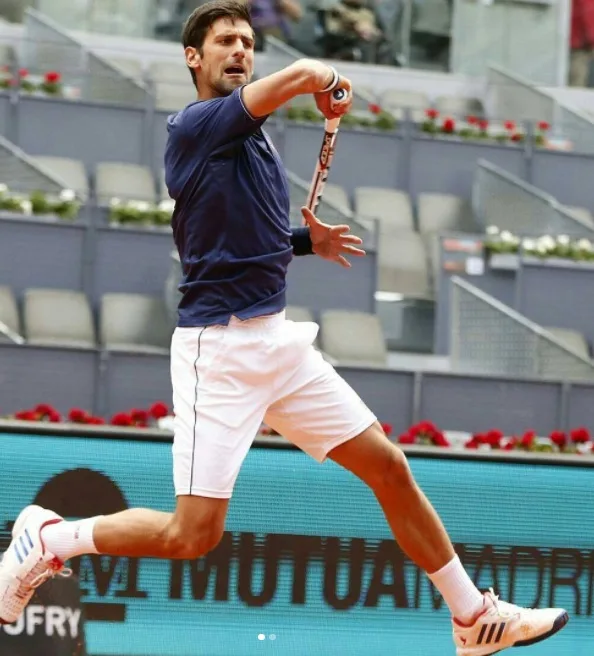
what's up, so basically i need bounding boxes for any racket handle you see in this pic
[326,88,348,132]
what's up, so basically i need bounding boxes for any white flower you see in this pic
[20,199,32,215]
[536,244,548,255]
[0,183,9,195]
[522,238,536,251]
[486,225,499,236]
[500,230,515,243]
[557,234,570,246]
[577,238,593,251]
[59,189,76,202]
[158,198,175,214]
[537,235,556,250]
[110,197,121,208]
[131,200,151,212]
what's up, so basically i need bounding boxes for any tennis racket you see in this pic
[304,87,349,218]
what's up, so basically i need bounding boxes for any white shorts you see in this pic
[171,311,377,498]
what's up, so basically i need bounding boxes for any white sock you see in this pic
[41,517,102,561]
[428,555,484,622]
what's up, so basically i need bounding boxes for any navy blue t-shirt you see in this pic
[165,86,292,327]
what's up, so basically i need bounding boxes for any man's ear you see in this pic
[185,46,201,72]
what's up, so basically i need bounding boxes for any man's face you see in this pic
[187,17,255,98]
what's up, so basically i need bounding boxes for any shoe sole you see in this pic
[460,611,569,656]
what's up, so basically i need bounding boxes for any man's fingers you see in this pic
[330,224,351,235]
[341,245,366,256]
[335,255,351,268]
[339,234,363,245]
[300,206,317,226]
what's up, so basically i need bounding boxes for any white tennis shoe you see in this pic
[0,505,71,624]
[453,589,568,656]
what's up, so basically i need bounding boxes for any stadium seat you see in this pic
[285,305,315,323]
[0,285,22,343]
[381,89,429,122]
[105,56,144,81]
[435,95,484,117]
[417,193,473,233]
[100,293,173,354]
[149,60,191,84]
[354,187,413,231]
[320,310,388,366]
[378,230,432,298]
[563,206,594,227]
[154,81,198,112]
[30,155,90,201]
[23,289,96,348]
[95,162,156,205]
[323,183,351,213]
[545,327,590,359]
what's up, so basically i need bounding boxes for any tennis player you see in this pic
[0,2,568,653]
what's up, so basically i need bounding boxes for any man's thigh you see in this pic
[171,326,269,499]
[264,346,376,462]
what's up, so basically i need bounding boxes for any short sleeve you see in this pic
[176,86,267,152]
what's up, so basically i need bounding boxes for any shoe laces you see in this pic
[18,559,72,597]
[485,588,520,620]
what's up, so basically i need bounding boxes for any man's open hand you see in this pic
[301,206,366,268]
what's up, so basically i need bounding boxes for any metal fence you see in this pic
[472,159,594,236]
[0,134,69,194]
[450,276,594,381]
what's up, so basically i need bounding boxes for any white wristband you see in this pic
[320,66,339,93]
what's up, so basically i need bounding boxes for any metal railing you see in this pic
[450,276,594,381]
[23,8,149,107]
[0,134,70,194]
[472,159,594,237]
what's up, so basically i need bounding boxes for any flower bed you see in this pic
[0,184,80,220]
[109,198,174,228]
[0,68,64,97]
[484,227,594,262]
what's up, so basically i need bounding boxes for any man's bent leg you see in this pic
[43,495,229,560]
[328,421,455,573]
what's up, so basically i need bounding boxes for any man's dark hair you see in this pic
[182,0,252,88]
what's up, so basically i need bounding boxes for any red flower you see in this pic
[381,423,393,436]
[432,431,450,447]
[415,420,437,435]
[425,108,439,120]
[398,433,416,444]
[18,68,28,78]
[467,115,478,125]
[504,120,516,131]
[503,438,518,451]
[131,409,149,424]
[520,430,536,449]
[442,117,456,133]
[570,427,590,444]
[88,417,106,425]
[368,103,382,115]
[15,410,36,421]
[478,119,489,131]
[485,429,504,448]
[68,408,88,423]
[550,430,567,448]
[511,133,523,142]
[538,121,550,131]
[48,411,61,423]
[111,412,133,427]
[44,71,61,84]
[465,436,480,449]
[150,402,169,419]
[35,403,55,416]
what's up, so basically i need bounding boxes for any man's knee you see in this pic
[368,440,415,494]
[164,519,225,560]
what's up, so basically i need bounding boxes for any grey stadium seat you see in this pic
[155,81,197,113]
[149,60,192,84]
[24,289,96,348]
[0,285,22,343]
[354,187,413,231]
[320,310,388,366]
[95,162,156,205]
[100,293,173,354]
[31,155,89,201]
[563,206,594,227]
[417,193,473,233]
[105,56,144,81]
[545,327,590,360]
[378,230,432,298]
[285,305,315,323]
[323,183,351,214]
[381,89,429,122]
[434,95,484,117]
